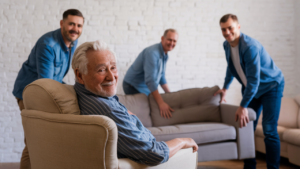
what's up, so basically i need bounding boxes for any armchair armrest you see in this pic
[220,104,256,159]
[118,148,197,169]
[21,110,119,169]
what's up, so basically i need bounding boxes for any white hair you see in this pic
[72,40,117,79]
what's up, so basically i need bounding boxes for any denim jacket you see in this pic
[13,28,78,99]
[223,32,284,107]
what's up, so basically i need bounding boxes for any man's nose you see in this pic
[225,29,230,35]
[106,70,114,81]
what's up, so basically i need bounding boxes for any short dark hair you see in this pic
[163,28,178,37]
[63,9,84,21]
[220,14,238,24]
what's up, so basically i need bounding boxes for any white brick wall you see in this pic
[0,0,298,162]
[295,0,300,94]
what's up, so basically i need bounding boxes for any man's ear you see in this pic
[60,20,64,28]
[75,69,85,84]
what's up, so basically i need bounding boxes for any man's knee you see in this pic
[262,123,278,138]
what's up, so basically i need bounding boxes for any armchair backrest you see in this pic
[23,78,80,114]
[22,79,119,169]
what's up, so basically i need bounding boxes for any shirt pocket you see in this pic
[54,61,63,76]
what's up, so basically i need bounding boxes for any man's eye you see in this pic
[98,69,105,72]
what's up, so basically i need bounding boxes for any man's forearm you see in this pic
[165,138,198,158]
[161,84,170,93]
[152,89,165,105]
[165,138,185,158]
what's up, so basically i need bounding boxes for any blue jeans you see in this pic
[244,80,285,169]
[123,81,140,95]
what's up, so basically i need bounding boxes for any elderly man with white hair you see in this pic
[71,40,198,166]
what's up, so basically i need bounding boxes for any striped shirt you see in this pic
[74,82,169,166]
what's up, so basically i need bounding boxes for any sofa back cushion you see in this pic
[149,86,221,127]
[277,97,299,128]
[117,93,152,127]
[23,79,80,115]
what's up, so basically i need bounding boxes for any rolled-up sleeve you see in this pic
[144,51,161,93]
[36,44,55,79]
[159,70,167,85]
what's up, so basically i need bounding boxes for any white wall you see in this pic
[295,0,300,93]
[0,0,297,162]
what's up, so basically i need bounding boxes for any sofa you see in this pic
[21,79,256,169]
[255,95,300,166]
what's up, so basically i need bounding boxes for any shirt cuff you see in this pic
[160,141,170,163]
[147,81,159,93]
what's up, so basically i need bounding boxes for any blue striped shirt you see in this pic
[74,82,169,166]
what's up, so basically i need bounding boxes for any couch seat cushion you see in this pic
[147,122,236,144]
[283,129,300,146]
[255,124,287,140]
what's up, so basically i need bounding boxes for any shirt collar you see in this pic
[57,28,75,52]
[159,43,168,59]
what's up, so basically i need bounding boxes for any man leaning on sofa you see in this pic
[71,40,198,166]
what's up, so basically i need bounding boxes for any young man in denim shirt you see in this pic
[123,29,178,119]
[12,9,84,169]
[214,14,284,169]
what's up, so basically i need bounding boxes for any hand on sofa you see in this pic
[158,101,174,119]
[235,106,249,128]
[214,88,227,103]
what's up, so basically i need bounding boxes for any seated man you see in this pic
[72,40,198,166]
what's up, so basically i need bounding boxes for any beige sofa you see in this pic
[255,95,300,166]
[21,79,256,169]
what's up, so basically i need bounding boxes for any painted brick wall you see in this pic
[295,0,300,93]
[0,0,297,162]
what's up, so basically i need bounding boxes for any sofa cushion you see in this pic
[294,95,300,128]
[147,122,236,144]
[278,97,299,128]
[117,93,152,127]
[149,86,221,127]
[255,124,287,140]
[23,79,80,115]
[283,129,300,146]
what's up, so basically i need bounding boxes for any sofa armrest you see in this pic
[118,148,197,169]
[22,109,118,169]
[220,104,256,159]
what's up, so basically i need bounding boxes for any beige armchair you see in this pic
[21,79,197,169]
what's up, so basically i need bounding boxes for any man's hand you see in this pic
[182,138,198,153]
[235,106,249,128]
[158,101,174,119]
[165,138,198,158]
[214,88,227,103]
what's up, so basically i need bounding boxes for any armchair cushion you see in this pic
[148,122,236,144]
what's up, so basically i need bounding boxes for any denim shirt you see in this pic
[124,43,168,96]
[74,82,170,166]
[223,32,284,107]
[12,28,78,99]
